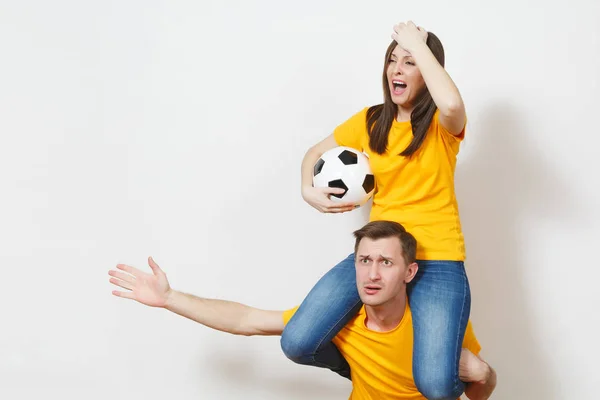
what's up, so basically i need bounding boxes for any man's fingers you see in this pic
[110,277,134,291]
[108,270,135,284]
[116,263,141,277]
[112,290,135,300]
[148,256,162,273]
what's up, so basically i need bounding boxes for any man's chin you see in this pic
[360,295,385,307]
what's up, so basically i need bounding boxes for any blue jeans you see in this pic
[280,254,471,400]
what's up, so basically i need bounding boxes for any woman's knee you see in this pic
[414,369,464,400]
[280,329,315,365]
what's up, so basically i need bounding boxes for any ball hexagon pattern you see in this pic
[312,146,375,207]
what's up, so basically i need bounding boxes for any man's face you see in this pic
[355,237,418,307]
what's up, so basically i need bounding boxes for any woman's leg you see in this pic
[408,260,471,400]
[280,253,362,379]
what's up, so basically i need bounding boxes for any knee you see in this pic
[280,329,315,365]
[414,370,464,400]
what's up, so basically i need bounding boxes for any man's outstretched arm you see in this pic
[165,291,285,336]
[109,256,285,336]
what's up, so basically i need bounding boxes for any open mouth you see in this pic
[364,285,382,295]
[392,80,407,94]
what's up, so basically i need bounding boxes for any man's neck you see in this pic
[364,294,408,332]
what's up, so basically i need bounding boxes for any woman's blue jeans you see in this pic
[280,253,471,400]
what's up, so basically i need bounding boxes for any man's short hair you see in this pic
[353,221,417,265]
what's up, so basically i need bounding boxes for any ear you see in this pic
[404,262,419,283]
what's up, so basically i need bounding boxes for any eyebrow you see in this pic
[358,254,395,261]
[390,54,412,59]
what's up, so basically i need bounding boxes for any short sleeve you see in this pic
[282,306,300,326]
[333,107,369,151]
[435,109,467,142]
[462,320,482,355]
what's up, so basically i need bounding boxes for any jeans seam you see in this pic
[452,269,468,395]
[311,297,362,363]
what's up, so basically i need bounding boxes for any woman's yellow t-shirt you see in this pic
[333,107,466,260]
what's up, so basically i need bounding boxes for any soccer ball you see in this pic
[313,146,375,207]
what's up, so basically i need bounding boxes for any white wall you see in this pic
[1,0,598,399]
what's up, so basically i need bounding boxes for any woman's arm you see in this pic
[300,134,355,213]
[392,21,466,135]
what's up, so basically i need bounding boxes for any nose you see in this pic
[368,264,381,281]
[392,61,403,75]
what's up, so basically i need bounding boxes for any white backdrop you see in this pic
[1,1,598,399]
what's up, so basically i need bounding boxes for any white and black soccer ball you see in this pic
[313,146,375,207]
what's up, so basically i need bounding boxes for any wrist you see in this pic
[164,289,178,310]
[407,41,431,58]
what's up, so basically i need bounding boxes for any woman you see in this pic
[281,21,471,400]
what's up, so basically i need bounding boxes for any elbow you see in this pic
[232,325,257,337]
[306,145,323,159]
[439,98,464,118]
[464,368,497,400]
[226,321,255,336]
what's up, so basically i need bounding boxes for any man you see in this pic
[109,221,496,399]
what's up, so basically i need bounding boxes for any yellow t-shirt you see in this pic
[333,108,466,260]
[283,303,480,400]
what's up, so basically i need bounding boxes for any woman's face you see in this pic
[386,45,426,111]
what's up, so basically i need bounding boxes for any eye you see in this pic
[360,258,370,264]
[388,58,396,63]
[405,61,415,66]
[382,260,392,266]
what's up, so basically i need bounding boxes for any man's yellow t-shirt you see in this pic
[333,108,466,261]
[283,303,480,400]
